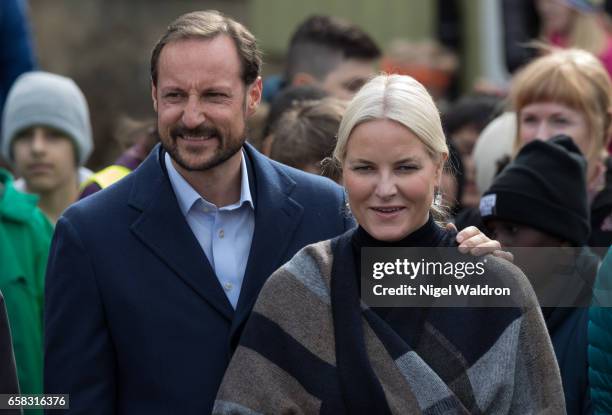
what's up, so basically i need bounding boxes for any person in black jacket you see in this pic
[480,135,598,414]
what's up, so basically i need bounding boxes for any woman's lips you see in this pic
[370,206,406,219]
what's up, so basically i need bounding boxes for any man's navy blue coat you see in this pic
[44,144,353,414]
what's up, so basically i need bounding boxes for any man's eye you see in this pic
[207,92,228,98]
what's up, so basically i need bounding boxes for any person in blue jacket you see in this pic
[0,0,36,149]
[590,246,612,415]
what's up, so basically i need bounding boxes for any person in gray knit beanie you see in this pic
[1,71,93,224]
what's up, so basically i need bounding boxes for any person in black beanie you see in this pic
[480,134,597,415]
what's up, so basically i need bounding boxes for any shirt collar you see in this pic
[164,149,254,217]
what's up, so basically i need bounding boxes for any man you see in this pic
[283,15,381,100]
[44,10,500,414]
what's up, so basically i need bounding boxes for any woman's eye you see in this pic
[521,116,537,124]
[397,165,418,171]
[353,165,373,171]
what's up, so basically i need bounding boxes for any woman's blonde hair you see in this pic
[570,12,609,56]
[333,73,449,221]
[510,48,612,163]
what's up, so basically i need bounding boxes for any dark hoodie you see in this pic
[590,158,612,258]
[543,247,599,415]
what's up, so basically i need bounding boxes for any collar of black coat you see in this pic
[351,215,457,250]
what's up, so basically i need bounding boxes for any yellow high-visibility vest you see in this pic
[80,165,131,190]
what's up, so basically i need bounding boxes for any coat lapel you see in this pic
[128,146,234,321]
[231,145,304,332]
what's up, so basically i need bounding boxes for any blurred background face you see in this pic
[319,58,376,100]
[536,0,575,35]
[342,118,442,241]
[12,126,77,193]
[519,102,591,157]
[486,219,564,248]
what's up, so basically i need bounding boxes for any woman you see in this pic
[535,0,612,77]
[213,75,564,414]
[510,48,612,255]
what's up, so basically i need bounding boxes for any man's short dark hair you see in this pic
[284,15,381,83]
[151,10,262,86]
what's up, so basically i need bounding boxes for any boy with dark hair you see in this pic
[284,15,381,99]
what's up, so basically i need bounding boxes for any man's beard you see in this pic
[162,123,246,172]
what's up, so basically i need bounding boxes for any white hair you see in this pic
[333,74,450,222]
[333,74,448,165]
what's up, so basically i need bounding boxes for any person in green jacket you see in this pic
[0,167,52,400]
[590,246,612,415]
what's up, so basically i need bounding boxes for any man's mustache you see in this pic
[170,124,222,140]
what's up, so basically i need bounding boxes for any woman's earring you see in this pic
[434,188,442,206]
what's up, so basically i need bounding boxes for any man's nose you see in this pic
[182,96,205,129]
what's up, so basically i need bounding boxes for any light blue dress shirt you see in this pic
[165,151,255,309]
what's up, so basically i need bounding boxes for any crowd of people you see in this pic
[0,1,611,414]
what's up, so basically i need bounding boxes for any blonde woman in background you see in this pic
[536,0,612,76]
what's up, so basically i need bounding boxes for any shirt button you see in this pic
[218,229,224,239]
[203,207,209,213]
[223,282,233,291]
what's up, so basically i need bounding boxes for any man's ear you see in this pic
[246,76,263,117]
[291,72,318,87]
[151,82,158,113]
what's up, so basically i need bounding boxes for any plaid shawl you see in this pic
[214,230,566,414]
